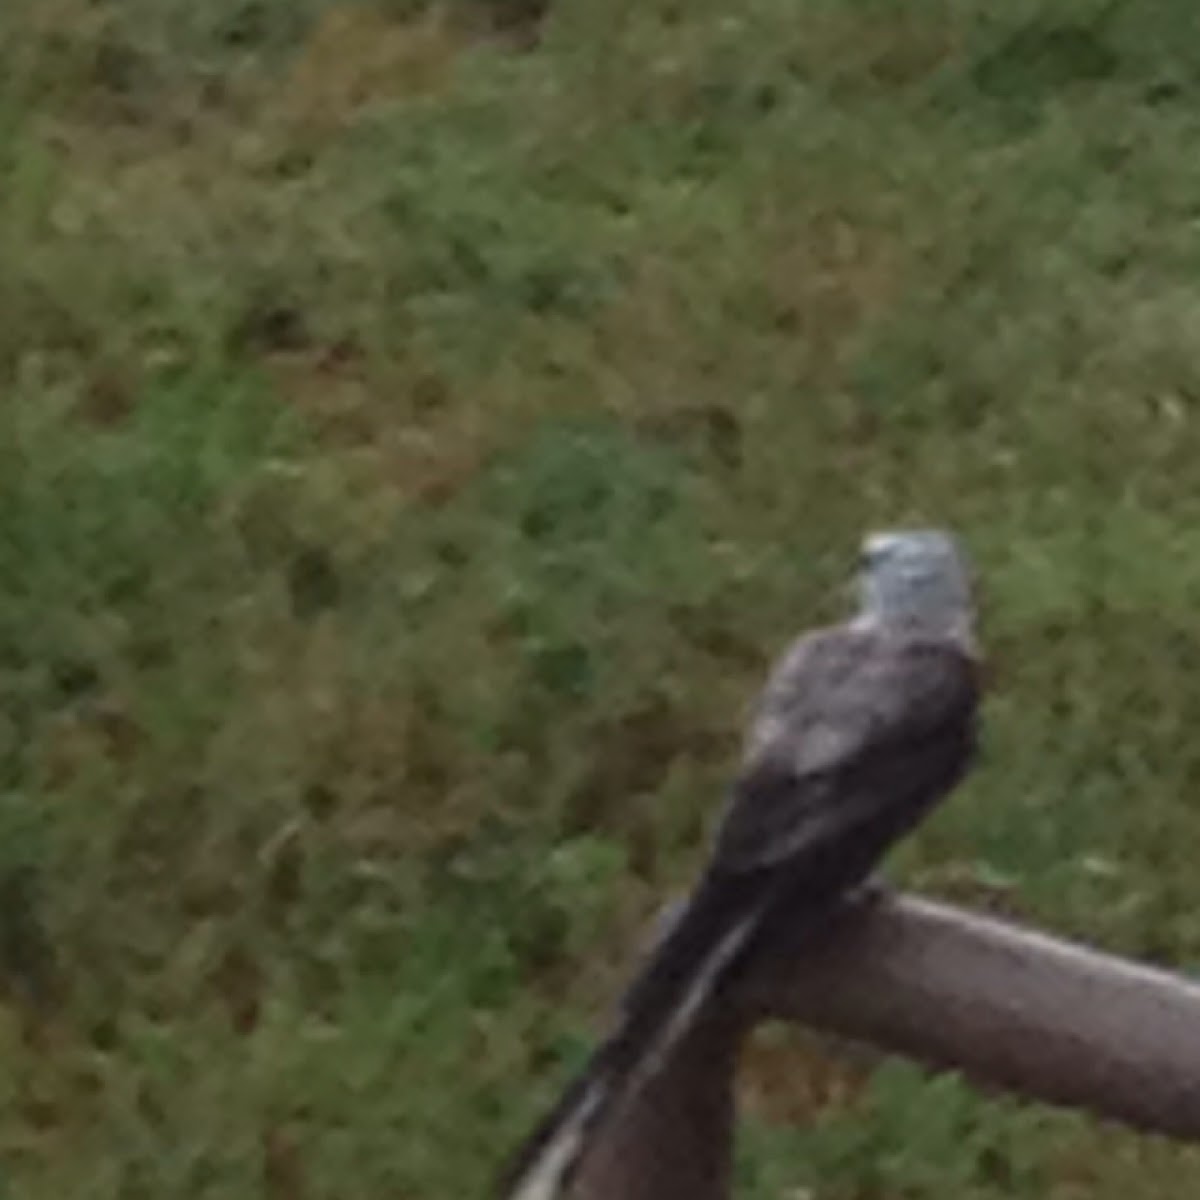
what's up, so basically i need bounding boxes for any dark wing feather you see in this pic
[712,626,977,873]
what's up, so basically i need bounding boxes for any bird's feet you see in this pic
[844,874,892,912]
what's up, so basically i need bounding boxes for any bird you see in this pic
[496,529,981,1200]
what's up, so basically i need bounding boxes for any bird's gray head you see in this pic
[856,529,975,642]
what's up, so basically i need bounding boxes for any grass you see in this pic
[4,0,1200,1194]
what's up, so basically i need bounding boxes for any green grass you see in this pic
[5,0,1200,1194]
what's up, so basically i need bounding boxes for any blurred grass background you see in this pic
[4,0,1200,1194]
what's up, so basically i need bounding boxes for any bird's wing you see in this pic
[713,625,978,873]
[498,625,978,1200]
[606,625,978,1084]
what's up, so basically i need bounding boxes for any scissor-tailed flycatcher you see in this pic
[497,529,981,1200]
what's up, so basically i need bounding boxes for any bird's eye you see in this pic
[860,537,892,568]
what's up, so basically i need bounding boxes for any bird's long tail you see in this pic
[494,869,771,1200]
